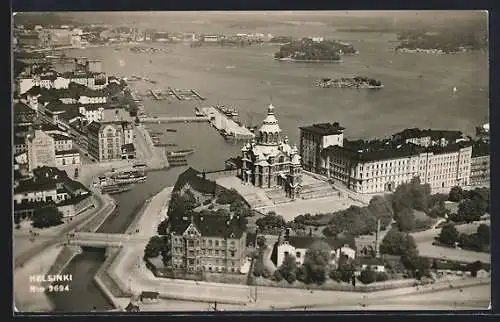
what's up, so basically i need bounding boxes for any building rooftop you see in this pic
[326,139,472,163]
[58,108,83,123]
[86,121,102,135]
[55,149,79,156]
[173,167,217,195]
[50,133,72,141]
[170,213,246,239]
[472,140,490,158]
[121,143,135,153]
[32,166,69,183]
[62,180,90,196]
[14,180,57,194]
[14,102,37,124]
[299,122,345,136]
[392,128,463,142]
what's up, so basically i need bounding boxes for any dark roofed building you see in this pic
[470,140,490,186]
[121,143,136,159]
[168,212,248,274]
[299,122,345,172]
[299,122,345,136]
[173,167,217,199]
[391,128,464,147]
[14,102,37,125]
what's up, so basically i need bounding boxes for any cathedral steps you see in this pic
[299,181,340,200]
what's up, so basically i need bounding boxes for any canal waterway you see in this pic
[47,19,488,311]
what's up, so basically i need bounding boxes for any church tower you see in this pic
[257,104,282,146]
[288,145,302,199]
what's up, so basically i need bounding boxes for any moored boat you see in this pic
[101,184,134,194]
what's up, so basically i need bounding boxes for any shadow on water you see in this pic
[46,248,114,312]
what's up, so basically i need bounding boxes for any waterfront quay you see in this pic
[139,116,209,124]
[200,106,255,140]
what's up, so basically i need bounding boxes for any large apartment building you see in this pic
[299,122,345,173]
[168,214,247,274]
[26,130,56,171]
[300,124,473,193]
[470,141,490,186]
[86,120,134,162]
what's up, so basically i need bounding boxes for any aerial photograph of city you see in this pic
[12,11,490,313]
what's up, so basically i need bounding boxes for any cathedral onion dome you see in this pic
[258,104,282,146]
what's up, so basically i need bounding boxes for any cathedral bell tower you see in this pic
[257,104,282,146]
[288,145,302,199]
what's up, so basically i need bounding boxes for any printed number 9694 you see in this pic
[48,284,70,292]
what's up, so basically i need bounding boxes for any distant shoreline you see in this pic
[275,57,343,63]
[395,47,469,55]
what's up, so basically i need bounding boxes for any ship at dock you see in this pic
[101,184,134,195]
[165,149,195,167]
[214,104,239,119]
[108,170,147,184]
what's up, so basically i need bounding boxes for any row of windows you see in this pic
[174,237,237,247]
[172,264,238,273]
[173,248,237,257]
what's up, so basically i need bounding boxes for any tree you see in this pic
[436,223,459,247]
[144,236,167,259]
[157,219,169,235]
[367,195,393,229]
[303,241,332,285]
[394,208,416,232]
[467,260,483,277]
[380,229,419,258]
[456,199,483,223]
[477,224,490,245]
[32,206,63,228]
[255,214,285,233]
[359,267,377,284]
[272,269,284,282]
[402,256,431,278]
[279,254,298,283]
[160,236,172,265]
[391,177,431,213]
[167,191,198,222]
[448,186,464,202]
[217,188,241,205]
[256,235,266,248]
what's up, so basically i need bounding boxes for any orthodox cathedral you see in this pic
[240,104,302,199]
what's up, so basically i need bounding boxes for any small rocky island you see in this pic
[274,37,357,62]
[315,76,383,89]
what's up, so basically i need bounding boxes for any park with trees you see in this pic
[436,222,490,253]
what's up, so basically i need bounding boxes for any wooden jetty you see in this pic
[149,89,161,100]
[168,88,182,100]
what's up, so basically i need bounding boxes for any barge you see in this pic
[101,184,134,194]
